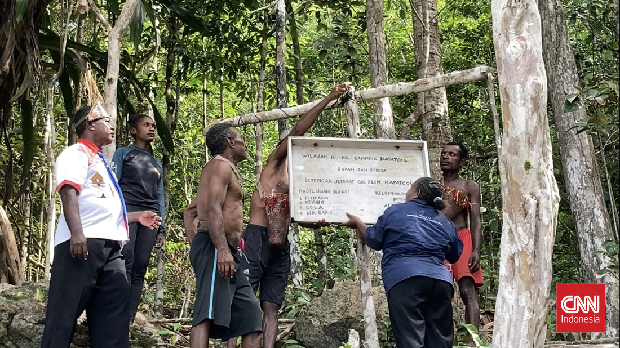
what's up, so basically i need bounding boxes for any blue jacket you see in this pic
[112,145,165,236]
[365,199,463,294]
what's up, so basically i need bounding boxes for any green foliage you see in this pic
[14,0,29,22]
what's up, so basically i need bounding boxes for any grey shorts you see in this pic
[189,231,262,340]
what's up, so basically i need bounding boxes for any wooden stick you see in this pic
[206,65,494,131]
[275,323,294,341]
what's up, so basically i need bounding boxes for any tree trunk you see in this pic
[490,0,560,346]
[275,0,289,138]
[44,91,56,279]
[255,11,268,176]
[366,0,395,140]
[285,0,304,106]
[69,15,84,146]
[409,0,452,180]
[155,15,179,318]
[344,88,380,348]
[102,0,141,160]
[539,0,619,337]
[0,205,24,285]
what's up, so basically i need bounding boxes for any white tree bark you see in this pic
[102,0,142,160]
[366,0,395,140]
[539,0,619,337]
[211,66,492,129]
[345,89,379,348]
[491,0,560,347]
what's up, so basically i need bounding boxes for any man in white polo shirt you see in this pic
[40,103,162,348]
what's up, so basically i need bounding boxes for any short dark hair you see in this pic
[415,177,445,210]
[128,114,151,139]
[205,123,234,156]
[446,141,468,160]
[74,106,92,137]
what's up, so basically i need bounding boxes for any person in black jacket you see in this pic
[112,114,166,324]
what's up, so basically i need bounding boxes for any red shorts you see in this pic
[445,229,484,287]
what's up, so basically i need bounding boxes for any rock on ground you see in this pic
[295,280,389,348]
[0,282,161,348]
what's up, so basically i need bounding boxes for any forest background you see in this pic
[0,0,618,346]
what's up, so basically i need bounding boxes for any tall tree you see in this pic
[539,0,619,337]
[491,0,560,346]
[102,0,142,159]
[156,15,180,318]
[285,0,304,106]
[407,0,452,179]
[366,0,395,140]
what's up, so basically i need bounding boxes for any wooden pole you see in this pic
[344,88,380,347]
[204,65,494,133]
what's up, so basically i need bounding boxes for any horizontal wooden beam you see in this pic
[203,65,495,134]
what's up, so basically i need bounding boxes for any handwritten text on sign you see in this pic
[288,137,430,224]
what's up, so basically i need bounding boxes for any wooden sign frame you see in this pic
[288,136,430,224]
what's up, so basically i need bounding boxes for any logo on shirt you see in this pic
[91,173,105,185]
[406,214,443,226]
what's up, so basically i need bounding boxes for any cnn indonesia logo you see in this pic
[556,284,605,333]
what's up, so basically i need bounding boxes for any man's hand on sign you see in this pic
[341,213,362,229]
[326,83,349,101]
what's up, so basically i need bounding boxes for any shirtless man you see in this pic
[227,83,347,348]
[440,141,483,329]
[189,123,262,348]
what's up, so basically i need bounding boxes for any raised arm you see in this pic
[267,83,348,164]
[467,180,482,272]
[196,161,236,278]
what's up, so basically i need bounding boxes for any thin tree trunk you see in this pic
[156,15,179,318]
[43,0,74,277]
[0,205,24,285]
[19,195,30,280]
[44,89,57,279]
[539,0,619,337]
[102,0,141,160]
[275,0,302,288]
[285,0,303,106]
[366,0,395,140]
[275,0,289,138]
[255,11,268,176]
[491,0,560,346]
[409,0,452,180]
[344,88,379,348]
[69,15,84,145]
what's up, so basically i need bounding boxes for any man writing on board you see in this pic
[227,83,348,348]
[440,141,483,329]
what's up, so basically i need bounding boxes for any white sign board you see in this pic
[288,137,430,224]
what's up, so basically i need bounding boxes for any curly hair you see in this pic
[205,123,234,156]
[415,177,445,210]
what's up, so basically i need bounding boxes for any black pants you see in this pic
[122,216,158,323]
[387,276,454,348]
[40,239,130,348]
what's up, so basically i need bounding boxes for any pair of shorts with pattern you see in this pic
[241,224,290,306]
